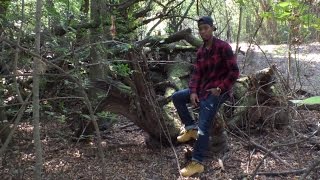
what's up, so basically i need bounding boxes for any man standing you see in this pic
[172,16,240,177]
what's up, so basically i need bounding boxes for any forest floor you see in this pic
[1,43,320,180]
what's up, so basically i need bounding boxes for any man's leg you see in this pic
[172,89,198,143]
[192,93,228,162]
[180,93,228,177]
[172,89,196,130]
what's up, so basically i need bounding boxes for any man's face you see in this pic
[198,24,213,41]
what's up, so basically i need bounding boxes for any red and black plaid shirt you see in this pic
[189,37,240,100]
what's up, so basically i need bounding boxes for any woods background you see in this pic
[0,0,320,179]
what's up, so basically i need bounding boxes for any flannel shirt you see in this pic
[189,37,240,100]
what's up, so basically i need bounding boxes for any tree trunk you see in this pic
[88,0,104,99]
[235,5,243,55]
[33,0,43,179]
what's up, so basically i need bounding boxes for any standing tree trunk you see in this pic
[33,0,43,179]
[88,0,104,98]
[235,5,243,55]
[0,0,10,128]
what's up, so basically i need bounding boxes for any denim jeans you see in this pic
[172,88,228,163]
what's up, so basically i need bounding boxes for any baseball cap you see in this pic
[198,16,214,27]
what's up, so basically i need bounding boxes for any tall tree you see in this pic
[33,0,44,178]
[88,0,104,98]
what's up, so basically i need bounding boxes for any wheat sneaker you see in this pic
[180,161,204,177]
[177,129,198,143]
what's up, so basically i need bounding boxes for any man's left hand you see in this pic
[206,88,221,96]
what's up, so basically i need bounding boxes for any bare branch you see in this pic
[106,0,143,10]
[300,158,320,179]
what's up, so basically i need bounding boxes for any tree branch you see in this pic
[136,28,202,48]
[300,158,320,179]
[249,140,293,169]
[106,0,144,10]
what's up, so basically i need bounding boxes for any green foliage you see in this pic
[112,63,132,77]
[272,0,319,29]
[81,111,118,126]
[290,96,320,105]
[235,0,245,6]
[96,111,117,123]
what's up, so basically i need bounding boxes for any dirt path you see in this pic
[232,42,320,95]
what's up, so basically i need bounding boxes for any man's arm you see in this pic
[188,53,201,94]
[218,44,240,92]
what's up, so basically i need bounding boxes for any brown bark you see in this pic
[136,28,202,48]
[91,53,181,146]
[33,0,43,178]
[88,0,104,98]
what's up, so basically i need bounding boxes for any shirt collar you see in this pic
[202,36,216,51]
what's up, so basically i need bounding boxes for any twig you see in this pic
[242,11,265,72]
[119,122,135,130]
[0,96,84,108]
[254,42,289,93]
[173,0,195,31]
[249,140,293,168]
[239,168,316,179]
[0,93,31,157]
[13,0,25,104]
[300,158,320,180]
[251,146,276,180]
[0,37,107,179]
[235,5,243,55]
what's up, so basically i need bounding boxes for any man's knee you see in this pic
[172,90,184,102]
[172,91,179,103]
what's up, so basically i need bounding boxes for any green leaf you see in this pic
[290,100,302,104]
[300,96,320,105]
[81,114,91,120]
[261,12,272,19]
[290,96,320,105]
[278,1,290,8]
[278,12,291,19]
[236,0,245,6]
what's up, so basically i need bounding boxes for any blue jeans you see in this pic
[172,89,228,163]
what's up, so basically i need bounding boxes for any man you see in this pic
[172,16,239,177]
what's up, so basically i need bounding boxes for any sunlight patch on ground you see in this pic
[44,159,70,173]
[21,153,35,161]
[17,123,34,133]
[67,148,83,158]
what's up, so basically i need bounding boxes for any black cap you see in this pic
[198,16,213,27]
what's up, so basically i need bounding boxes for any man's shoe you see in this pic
[177,129,198,143]
[180,161,204,177]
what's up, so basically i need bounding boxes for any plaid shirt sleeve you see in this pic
[188,50,201,94]
[217,44,240,92]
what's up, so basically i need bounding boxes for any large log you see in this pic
[78,29,287,153]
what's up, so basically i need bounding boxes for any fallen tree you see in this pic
[74,28,289,153]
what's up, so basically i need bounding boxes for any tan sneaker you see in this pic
[177,129,198,143]
[180,161,204,177]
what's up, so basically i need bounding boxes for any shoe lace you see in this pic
[187,161,198,169]
[179,129,186,135]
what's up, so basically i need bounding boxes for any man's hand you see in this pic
[190,93,199,107]
[207,88,221,96]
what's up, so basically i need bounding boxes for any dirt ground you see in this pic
[1,43,320,179]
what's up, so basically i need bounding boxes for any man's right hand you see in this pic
[190,93,199,107]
